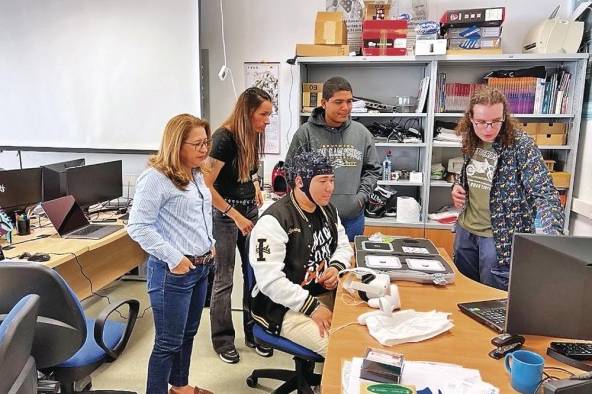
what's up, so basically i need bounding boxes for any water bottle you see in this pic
[382,151,392,181]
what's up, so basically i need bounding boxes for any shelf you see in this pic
[377,180,423,186]
[537,145,571,150]
[365,217,425,228]
[375,142,426,147]
[433,141,462,148]
[434,113,574,119]
[300,112,427,118]
[430,180,454,187]
[425,220,455,230]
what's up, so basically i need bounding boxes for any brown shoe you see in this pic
[169,386,214,394]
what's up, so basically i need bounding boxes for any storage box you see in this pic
[538,122,566,135]
[448,37,501,50]
[544,160,556,172]
[519,122,539,137]
[415,39,447,55]
[446,26,503,39]
[362,19,408,56]
[295,44,350,57]
[445,47,503,56]
[302,83,323,108]
[551,172,571,189]
[440,7,506,28]
[315,12,348,45]
[536,133,567,145]
[363,1,392,20]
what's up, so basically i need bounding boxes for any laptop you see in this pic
[458,298,507,333]
[41,195,123,240]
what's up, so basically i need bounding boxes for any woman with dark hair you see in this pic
[205,87,274,364]
[128,114,214,394]
[451,87,563,291]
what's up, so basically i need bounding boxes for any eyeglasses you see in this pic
[471,118,504,129]
[184,139,211,150]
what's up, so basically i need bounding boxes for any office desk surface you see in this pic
[322,249,577,393]
[2,221,146,299]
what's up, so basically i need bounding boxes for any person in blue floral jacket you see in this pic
[451,87,563,290]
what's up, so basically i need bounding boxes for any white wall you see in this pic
[201,0,572,182]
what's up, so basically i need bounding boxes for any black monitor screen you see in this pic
[0,168,43,214]
[63,160,122,208]
[41,158,85,201]
[506,234,592,340]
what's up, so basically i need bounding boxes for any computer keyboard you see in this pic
[550,342,592,360]
[70,224,103,236]
[476,307,506,327]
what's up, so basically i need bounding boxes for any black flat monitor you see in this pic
[41,159,85,201]
[0,168,43,217]
[506,234,592,340]
[62,160,122,209]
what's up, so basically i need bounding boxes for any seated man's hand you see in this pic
[318,266,339,290]
[311,304,332,338]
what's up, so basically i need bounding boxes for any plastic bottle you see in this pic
[382,150,392,181]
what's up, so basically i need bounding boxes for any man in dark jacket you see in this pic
[249,151,353,357]
[286,76,381,241]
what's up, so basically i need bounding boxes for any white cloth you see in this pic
[362,309,453,346]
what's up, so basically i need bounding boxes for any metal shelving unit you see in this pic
[296,54,587,233]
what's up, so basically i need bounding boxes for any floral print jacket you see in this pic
[457,130,564,266]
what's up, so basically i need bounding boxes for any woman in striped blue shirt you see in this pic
[128,114,215,394]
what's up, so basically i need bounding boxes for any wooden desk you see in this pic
[2,222,146,299]
[322,249,575,393]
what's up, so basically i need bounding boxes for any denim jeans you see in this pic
[341,210,365,242]
[146,255,211,394]
[453,224,509,290]
[210,205,258,352]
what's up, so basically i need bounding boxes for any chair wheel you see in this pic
[246,375,258,388]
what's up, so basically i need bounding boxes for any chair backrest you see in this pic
[0,294,40,394]
[0,262,86,368]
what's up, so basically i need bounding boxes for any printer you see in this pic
[523,6,584,54]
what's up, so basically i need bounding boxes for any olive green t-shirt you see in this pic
[458,143,499,237]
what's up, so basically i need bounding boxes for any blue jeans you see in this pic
[210,205,257,352]
[146,256,211,394]
[453,224,509,290]
[341,210,365,242]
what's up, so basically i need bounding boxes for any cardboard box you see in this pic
[295,44,350,57]
[448,37,501,50]
[363,1,392,20]
[536,133,567,145]
[519,122,539,136]
[445,47,503,56]
[446,26,503,39]
[362,19,408,56]
[415,39,447,55]
[302,84,323,108]
[441,7,506,28]
[551,172,571,189]
[315,12,347,45]
[538,122,566,135]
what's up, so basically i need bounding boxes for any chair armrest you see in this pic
[93,299,140,361]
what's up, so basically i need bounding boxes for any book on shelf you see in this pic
[415,76,430,113]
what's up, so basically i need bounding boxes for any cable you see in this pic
[329,321,358,334]
[219,0,228,69]
[286,64,294,146]
[217,0,237,99]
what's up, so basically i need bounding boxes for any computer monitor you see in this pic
[62,160,123,209]
[41,158,85,201]
[0,168,43,217]
[506,234,592,340]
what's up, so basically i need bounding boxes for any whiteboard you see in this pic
[0,0,201,151]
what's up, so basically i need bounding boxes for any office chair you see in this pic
[0,262,140,394]
[0,294,40,394]
[245,257,324,393]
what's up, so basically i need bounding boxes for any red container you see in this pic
[362,19,407,56]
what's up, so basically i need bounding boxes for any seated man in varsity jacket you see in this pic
[249,150,353,357]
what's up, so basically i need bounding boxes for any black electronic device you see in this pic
[361,241,394,252]
[543,377,592,393]
[458,298,507,334]
[62,160,123,209]
[41,158,85,201]
[550,342,592,361]
[28,253,51,262]
[0,168,43,218]
[41,195,122,240]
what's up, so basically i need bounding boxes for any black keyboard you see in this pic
[70,224,103,236]
[550,342,592,360]
[475,307,506,327]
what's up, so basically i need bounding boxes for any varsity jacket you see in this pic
[456,130,564,266]
[249,192,353,335]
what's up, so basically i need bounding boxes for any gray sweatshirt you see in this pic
[286,107,381,220]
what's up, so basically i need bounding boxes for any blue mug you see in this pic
[505,350,544,394]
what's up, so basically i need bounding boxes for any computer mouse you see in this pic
[28,253,51,262]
